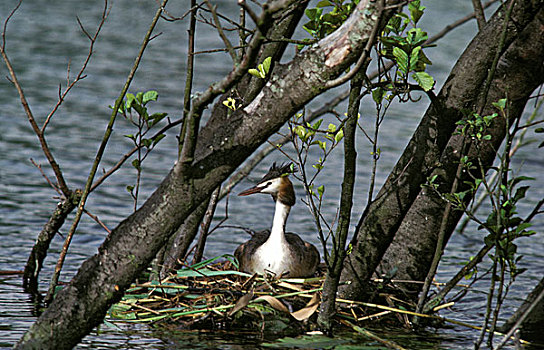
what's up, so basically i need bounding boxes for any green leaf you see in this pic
[409,46,421,72]
[372,87,385,104]
[258,65,266,78]
[142,138,152,148]
[153,133,166,146]
[312,119,323,130]
[132,103,145,116]
[248,68,261,78]
[316,0,332,7]
[294,125,306,140]
[535,127,544,133]
[131,159,141,171]
[126,185,134,193]
[408,2,425,25]
[125,93,135,110]
[222,97,237,110]
[492,98,507,110]
[317,140,327,151]
[407,28,427,46]
[149,112,167,126]
[317,185,324,198]
[335,129,344,143]
[305,8,322,21]
[386,15,402,34]
[412,71,434,91]
[135,92,143,104]
[312,163,323,170]
[510,176,534,188]
[143,90,158,104]
[262,56,272,75]
[393,47,409,74]
[513,186,530,203]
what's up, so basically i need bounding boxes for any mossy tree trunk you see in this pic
[340,1,544,300]
[15,1,396,348]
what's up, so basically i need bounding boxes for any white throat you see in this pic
[269,200,290,244]
[254,200,291,276]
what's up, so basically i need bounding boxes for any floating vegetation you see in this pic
[108,254,323,332]
[106,255,531,348]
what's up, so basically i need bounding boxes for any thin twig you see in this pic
[180,0,295,164]
[84,209,111,234]
[44,0,170,305]
[471,0,487,30]
[42,4,110,132]
[192,186,221,264]
[1,20,70,195]
[205,0,238,64]
[1,0,23,50]
[30,158,62,196]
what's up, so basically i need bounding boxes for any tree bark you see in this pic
[16,1,396,348]
[154,1,310,273]
[499,275,544,343]
[22,190,81,292]
[340,1,544,300]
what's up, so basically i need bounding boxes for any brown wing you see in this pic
[285,232,320,277]
[234,230,270,273]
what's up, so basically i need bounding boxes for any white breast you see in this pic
[252,239,291,276]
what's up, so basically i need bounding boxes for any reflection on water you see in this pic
[1,0,542,348]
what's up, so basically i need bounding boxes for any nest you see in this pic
[105,255,537,348]
[107,255,445,336]
[108,255,328,333]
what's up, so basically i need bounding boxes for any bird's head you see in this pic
[238,162,296,206]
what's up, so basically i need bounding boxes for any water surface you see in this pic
[1,1,542,348]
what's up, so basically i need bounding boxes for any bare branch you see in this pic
[471,0,487,30]
[159,1,202,22]
[0,37,71,195]
[1,0,23,50]
[192,45,246,55]
[44,0,170,305]
[180,0,297,165]
[205,0,238,63]
[238,0,260,27]
[42,0,111,132]
[30,158,61,195]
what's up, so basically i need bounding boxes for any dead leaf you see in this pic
[255,295,290,313]
[228,289,254,316]
[291,293,320,321]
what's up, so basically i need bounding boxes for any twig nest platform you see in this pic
[108,255,325,333]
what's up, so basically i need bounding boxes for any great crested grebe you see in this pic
[234,163,320,278]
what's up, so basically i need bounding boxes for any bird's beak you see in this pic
[238,185,265,196]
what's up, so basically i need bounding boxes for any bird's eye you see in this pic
[266,182,272,186]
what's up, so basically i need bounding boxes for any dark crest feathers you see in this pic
[260,162,296,183]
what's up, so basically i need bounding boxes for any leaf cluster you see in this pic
[116,90,167,201]
[302,0,359,41]
[379,0,434,92]
[248,56,272,79]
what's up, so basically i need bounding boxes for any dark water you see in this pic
[1,0,542,348]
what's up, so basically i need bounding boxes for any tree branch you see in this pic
[471,0,487,30]
[205,0,238,63]
[44,0,170,305]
